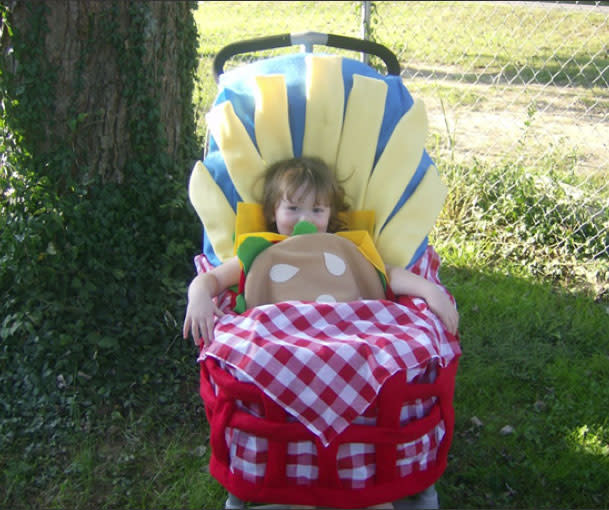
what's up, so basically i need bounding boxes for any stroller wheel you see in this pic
[225,492,246,509]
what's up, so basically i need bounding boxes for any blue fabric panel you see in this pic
[407,236,429,269]
[218,54,308,157]
[203,148,242,207]
[379,150,434,232]
[202,231,222,267]
[200,52,436,268]
[375,75,414,166]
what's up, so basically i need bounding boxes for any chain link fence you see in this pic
[195,1,608,289]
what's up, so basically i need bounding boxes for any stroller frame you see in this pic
[191,32,460,509]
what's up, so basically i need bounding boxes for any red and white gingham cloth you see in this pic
[196,246,461,446]
[214,361,445,488]
[222,413,446,488]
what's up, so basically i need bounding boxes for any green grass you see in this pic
[193,1,609,95]
[433,155,609,294]
[3,262,607,509]
[3,2,609,509]
[373,2,609,88]
[2,418,224,509]
[438,265,609,508]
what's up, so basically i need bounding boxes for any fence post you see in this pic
[361,1,371,64]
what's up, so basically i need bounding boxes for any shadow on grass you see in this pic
[3,264,607,510]
[172,264,609,510]
[438,265,609,509]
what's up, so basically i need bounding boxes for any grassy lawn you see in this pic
[3,2,609,509]
[5,262,607,509]
[439,266,609,508]
[374,2,609,87]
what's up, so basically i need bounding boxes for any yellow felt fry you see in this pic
[188,161,236,262]
[254,75,294,165]
[302,55,345,165]
[234,202,268,250]
[336,74,387,210]
[338,210,376,236]
[363,98,428,238]
[336,230,386,279]
[206,101,265,203]
[375,164,447,268]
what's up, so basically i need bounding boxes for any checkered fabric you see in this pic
[196,246,460,446]
[207,359,444,488]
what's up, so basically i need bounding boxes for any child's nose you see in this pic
[299,211,312,222]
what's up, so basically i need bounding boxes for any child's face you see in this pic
[273,184,331,235]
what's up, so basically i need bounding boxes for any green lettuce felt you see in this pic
[237,236,273,275]
[292,221,318,235]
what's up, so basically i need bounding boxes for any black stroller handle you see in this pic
[213,32,401,82]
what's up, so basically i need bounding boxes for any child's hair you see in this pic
[262,157,349,233]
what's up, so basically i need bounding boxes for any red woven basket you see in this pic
[199,351,459,508]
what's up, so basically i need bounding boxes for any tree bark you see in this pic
[2,0,196,184]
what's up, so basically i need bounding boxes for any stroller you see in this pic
[189,32,461,509]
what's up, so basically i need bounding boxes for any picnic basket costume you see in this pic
[189,33,461,508]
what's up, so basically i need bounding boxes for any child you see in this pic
[183,156,459,347]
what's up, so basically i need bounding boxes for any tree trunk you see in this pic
[0,1,200,435]
[2,0,197,185]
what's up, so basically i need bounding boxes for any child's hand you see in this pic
[182,272,225,347]
[183,294,225,347]
[182,258,241,347]
[386,265,459,335]
[424,286,459,336]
